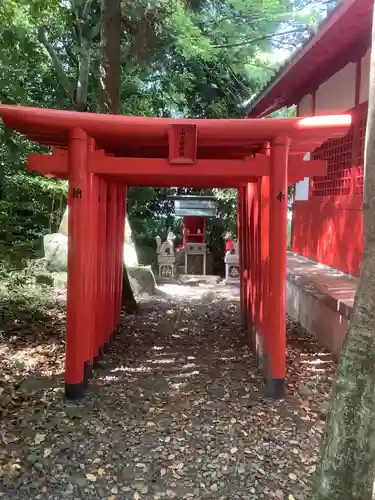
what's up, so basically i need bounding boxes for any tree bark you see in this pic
[311,6,375,500]
[75,37,91,112]
[99,0,138,314]
[99,0,121,114]
[38,1,97,112]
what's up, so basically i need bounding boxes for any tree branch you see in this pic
[75,37,91,111]
[37,26,75,102]
[82,0,94,19]
[90,20,101,40]
[212,29,309,49]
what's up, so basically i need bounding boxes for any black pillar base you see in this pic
[83,361,93,389]
[93,358,105,369]
[102,342,110,354]
[65,382,84,400]
[266,378,285,399]
[93,356,102,368]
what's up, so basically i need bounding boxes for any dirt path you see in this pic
[0,283,335,499]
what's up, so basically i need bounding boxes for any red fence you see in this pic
[292,102,367,276]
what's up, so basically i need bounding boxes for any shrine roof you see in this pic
[247,0,372,118]
[169,195,217,217]
[0,105,351,159]
[168,195,216,200]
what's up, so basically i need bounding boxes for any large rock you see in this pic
[43,233,68,272]
[42,227,155,296]
[124,216,138,267]
[127,266,156,296]
[44,211,139,272]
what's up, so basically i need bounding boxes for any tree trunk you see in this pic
[311,6,375,500]
[75,37,91,112]
[99,0,138,314]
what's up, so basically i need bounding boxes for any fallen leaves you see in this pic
[171,462,184,471]
[0,284,335,499]
[34,433,46,445]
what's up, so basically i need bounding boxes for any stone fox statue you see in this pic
[156,231,176,256]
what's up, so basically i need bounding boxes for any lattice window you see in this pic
[311,126,354,197]
[310,103,368,199]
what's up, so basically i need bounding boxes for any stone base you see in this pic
[286,251,356,358]
[224,277,240,285]
[155,276,178,285]
[178,274,222,286]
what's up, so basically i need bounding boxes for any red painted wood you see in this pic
[268,138,289,381]
[168,124,197,164]
[27,149,326,188]
[106,183,118,339]
[246,183,255,334]
[255,179,263,331]
[253,182,261,331]
[96,179,108,356]
[238,187,248,329]
[89,155,269,177]
[0,105,351,160]
[112,185,120,332]
[243,186,250,331]
[183,216,205,243]
[0,104,356,399]
[86,138,100,368]
[259,175,270,359]
[115,186,127,329]
[293,101,367,277]
[292,198,363,276]
[28,152,68,175]
[65,129,93,386]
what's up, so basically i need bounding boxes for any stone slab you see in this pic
[286,252,358,358]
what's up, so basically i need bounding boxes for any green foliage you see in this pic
[0,0,333,269]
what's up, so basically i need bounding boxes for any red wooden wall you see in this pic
[291,102,367,276]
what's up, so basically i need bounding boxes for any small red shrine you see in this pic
[170,194,217,275]
[248,0,372,277]
[0,104,350,399]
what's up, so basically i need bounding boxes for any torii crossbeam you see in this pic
[0,105,351,399]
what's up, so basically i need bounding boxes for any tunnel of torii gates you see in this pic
[0,105,351,399]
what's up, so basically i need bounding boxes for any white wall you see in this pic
[360,48,370,104]
[294,154,311,201]
[295,178,310,201]
[315,63,356,114]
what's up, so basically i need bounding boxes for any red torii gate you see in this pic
[0,105,351,399]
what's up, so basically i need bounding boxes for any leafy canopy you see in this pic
[0,0,335,267]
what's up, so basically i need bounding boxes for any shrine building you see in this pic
[247,0,372,356]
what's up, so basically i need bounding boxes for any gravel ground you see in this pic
[0,282,336,499]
